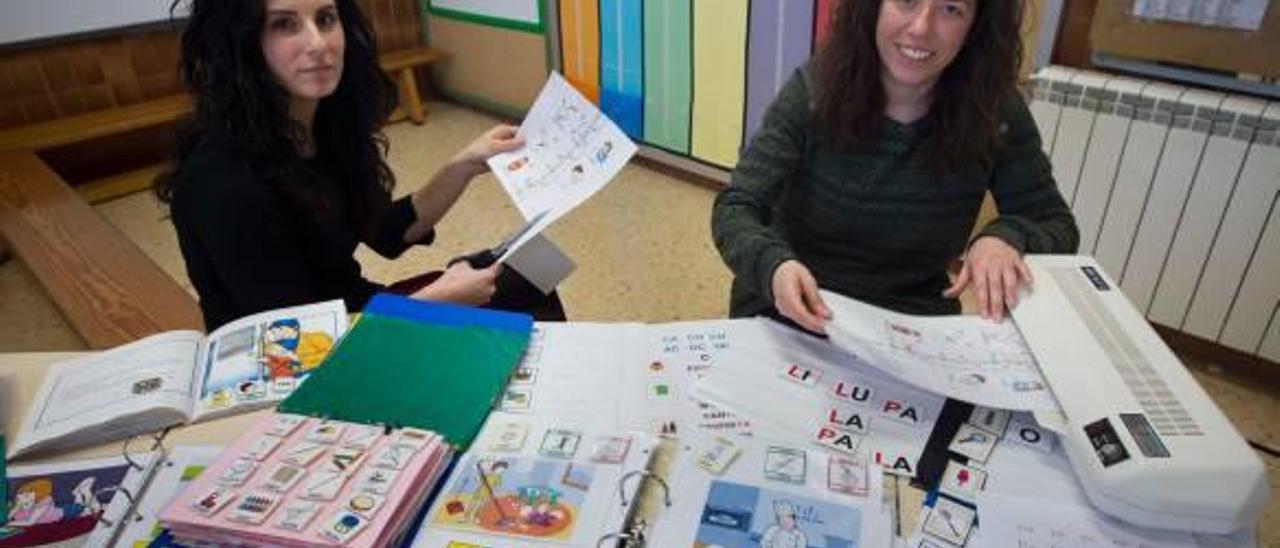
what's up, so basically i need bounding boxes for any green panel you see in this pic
[426,0,546,34]
[643,0,692,153]
[280,308,529,451]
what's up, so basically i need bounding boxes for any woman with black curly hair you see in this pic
[156,0,546,330]
[713,0,1079,334]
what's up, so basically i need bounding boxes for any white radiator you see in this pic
[1029,67,1280,363]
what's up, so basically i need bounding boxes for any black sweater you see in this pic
[170,132,431,330]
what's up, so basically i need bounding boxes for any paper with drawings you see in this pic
[494,320,760,438]
[692,319,946,478]
[820,289,1059,411]
[907,424,1255,548]
[644,430,891,548]
[979,491,1256,548]
[623,320,759,436]
[487,72,637,259]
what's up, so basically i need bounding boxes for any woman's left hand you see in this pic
[450,124,525,178]
[943,236,1033,322]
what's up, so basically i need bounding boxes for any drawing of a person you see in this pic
[260,319,333,378]
[759,500,807,548]
[7,479,64,526]
[63,476,101,518]
[260,319,302,378]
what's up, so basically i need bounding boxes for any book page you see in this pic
[191,300,347,420]
[10,331,201,457]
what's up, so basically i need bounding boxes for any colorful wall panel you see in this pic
[642,0,691,154]
[553,1,835,171]
[599,0,644,139]
[745,0,816,146]
[558,0,601,103]
[691,0,749,167]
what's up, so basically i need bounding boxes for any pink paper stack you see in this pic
[159,411,451,547]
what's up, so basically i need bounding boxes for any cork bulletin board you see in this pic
[1090,0,1280,76]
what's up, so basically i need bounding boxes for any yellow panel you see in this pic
[690,0,747,168]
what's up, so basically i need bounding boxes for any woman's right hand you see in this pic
[411,262,500,306]
[771,260,832,334]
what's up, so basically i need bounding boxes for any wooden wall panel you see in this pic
[0,0,422,131]
[0,0,421,183]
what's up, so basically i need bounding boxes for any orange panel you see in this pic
[558,0,600,103]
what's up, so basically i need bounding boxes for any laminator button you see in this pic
[1085,418,1130,467]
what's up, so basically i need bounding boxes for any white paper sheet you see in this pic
[820,290,1060,411]
[907,427,1258,548]
[1131,0,1270,31]
[622,320,761,436]
[980,491,1258,548]
[487,72,638,257]
[693,319,946,478]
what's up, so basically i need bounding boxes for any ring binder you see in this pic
[121,430,166,471]
[94,485,141,527]
[596,518,650,548]
[617,470,671,507]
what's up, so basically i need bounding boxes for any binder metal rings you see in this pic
[617,470,671,508]
[93,485,141,527]
[121,429,167,471]
[596,530,642,548]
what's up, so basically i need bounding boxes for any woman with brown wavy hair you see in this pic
[712,0,1078,333]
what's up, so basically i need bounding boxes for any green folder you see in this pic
[280,294,532,451]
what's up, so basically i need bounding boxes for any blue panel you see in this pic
[599,0,644,138]
[363,294,533,333]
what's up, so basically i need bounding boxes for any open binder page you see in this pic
[412,415,657,547]
[644,429,892,547]
[2,452,160,546]
[820,289,1058,411]
[618,320,761,437]
[88,445,221,547]
[693,319,946,478]
[497,322,648,430]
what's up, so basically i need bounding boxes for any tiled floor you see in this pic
[1,102,1275,544]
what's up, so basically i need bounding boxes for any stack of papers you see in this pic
[159,412,451,547]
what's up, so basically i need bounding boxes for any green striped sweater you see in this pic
[712,66,1079,317]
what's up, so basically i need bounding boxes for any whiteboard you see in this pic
[428,0,541,30]
[0,0,178,46]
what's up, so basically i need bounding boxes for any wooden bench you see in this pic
[0,151,203,348]
[0,46,447,346]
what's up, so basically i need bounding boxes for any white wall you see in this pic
[0,0,178,46]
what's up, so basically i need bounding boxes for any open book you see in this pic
[8,300,347,458]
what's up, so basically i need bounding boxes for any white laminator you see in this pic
[1010,255,1269,535]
